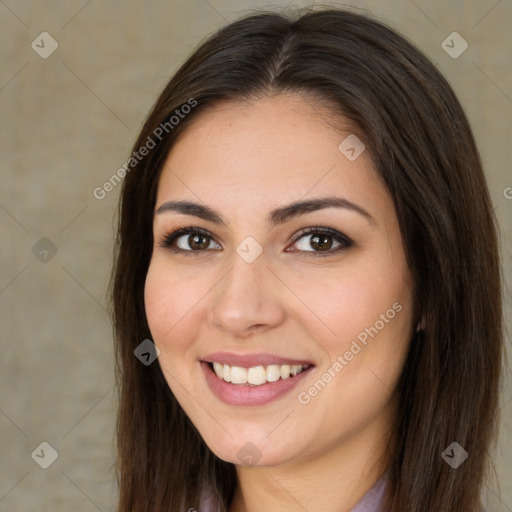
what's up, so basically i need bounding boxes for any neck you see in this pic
[228,407,394,512]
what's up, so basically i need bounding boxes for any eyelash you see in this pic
[157,225,353,258]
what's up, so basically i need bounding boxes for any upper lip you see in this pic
[202,352,315,368]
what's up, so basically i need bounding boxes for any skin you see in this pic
[144,93,415,512]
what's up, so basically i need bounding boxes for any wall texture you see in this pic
[1,1,510,510]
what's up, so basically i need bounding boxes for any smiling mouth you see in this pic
[208,362,313,386]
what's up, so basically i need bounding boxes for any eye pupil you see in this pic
[189,234,209,250]
[310,234,333,251]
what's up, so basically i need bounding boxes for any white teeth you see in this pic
[230,366,247,384]
[223,364,231,383]
[280,364,291,379]
[266,365,281,382]
[213,362,223,378]
[248,366,267,385]
[210,362,311,386]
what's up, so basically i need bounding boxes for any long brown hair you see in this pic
[109,7,504,511]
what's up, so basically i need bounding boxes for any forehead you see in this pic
[156,93,390,222]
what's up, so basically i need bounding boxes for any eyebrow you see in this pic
[155,196,376,227]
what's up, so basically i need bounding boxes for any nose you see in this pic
[207,253,287,339]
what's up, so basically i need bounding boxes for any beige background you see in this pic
[0,1,510,510]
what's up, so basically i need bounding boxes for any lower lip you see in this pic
[200,361,314,406]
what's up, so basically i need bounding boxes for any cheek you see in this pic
[144,263,170,341]
[144,260,200,353]
[285,260,410,351]
[293,289,412,444]
[288,246,413,407]
[144,260,206,404]
[324,279,412,410]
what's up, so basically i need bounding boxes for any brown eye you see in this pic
[185,233,211,251]
[288,227,352,256]
[159,226,352,257]
[307,233,336,251]
[159,227,221,254]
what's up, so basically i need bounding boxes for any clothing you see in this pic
[197,474,387,511]
[350,475,386,512]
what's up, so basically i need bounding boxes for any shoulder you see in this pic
[193,476,389,512]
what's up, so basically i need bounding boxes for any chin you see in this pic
[201,430,301,468]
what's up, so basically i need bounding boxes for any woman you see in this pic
[109,7,504,512]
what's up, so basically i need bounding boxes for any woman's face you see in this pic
[145,93,415,468]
